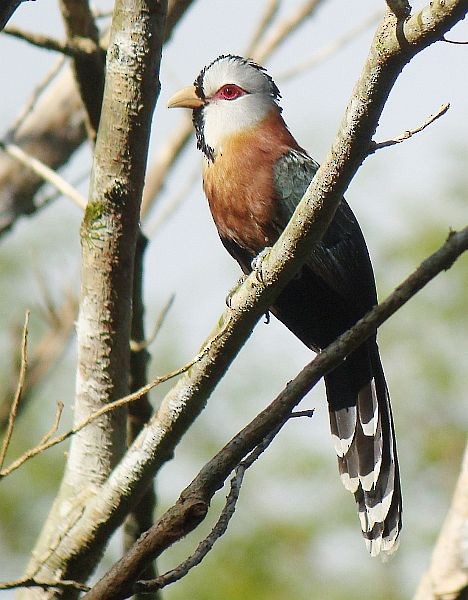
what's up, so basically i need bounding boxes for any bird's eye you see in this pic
[215,84,246,101]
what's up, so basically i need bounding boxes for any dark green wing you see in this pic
[272,150,377,312]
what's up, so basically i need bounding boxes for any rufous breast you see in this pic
[203,108,303,254]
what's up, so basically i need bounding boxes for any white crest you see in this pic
[198,55,280,156]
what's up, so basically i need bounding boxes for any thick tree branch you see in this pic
[86,226,468,599]
[58,0,105,141]
[124,233,160,600]
[18,1,168,596]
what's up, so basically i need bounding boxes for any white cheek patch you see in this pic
[202,94,273,153]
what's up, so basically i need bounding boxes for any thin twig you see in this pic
[245,0,281,57]
[0,316,232,479]
[140,115,193,218]
[0,142,87,210]
[144,170,198,236]
[3,26,100,57]
[7,56,66,138]
[278,11,382,82]
[252,0,325,63]
[0,292,77,431]
[370,103,450,152]
[0,576,90,592]
[136,415,293,593]
[130,294,175,352]
[0,311,29,470]
[39,402,64,445]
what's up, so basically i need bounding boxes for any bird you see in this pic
[168,54,401,557]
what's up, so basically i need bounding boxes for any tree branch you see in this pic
[0,0,197,237]
[253,0,325,63]
[124,234,160,600]
[0,0,33,31]
[58,0,105,141]
[370,102,450,151]
[85,226,468,600]
[13,2,468,595]
[0,141,87,209]
[3,25,100,57]
[0,311,29,469]
[413,441,468,600]
[0,293,76,432]
[136,411,313,594]
[18,0,168,595]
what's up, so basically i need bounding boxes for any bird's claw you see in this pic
[251,247,272,284]
[226,274,248,308]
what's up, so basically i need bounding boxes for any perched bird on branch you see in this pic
[168,54,401,557]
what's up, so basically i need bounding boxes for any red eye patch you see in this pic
[213,84,247,101]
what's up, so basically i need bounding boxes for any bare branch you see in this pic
[0,334,218,479]
[58,0,105,141]
[278,11,382,81]
[140,115,192,218]
[39,402,64,446]
[0,311,29,470]
[413,442,468,600]
[85,227,468,600]
[370,103,450,151]
[0,292,77,431]
[125,233,159,598]
[3,26,100,57]
[0,577,89,593]
[164,0,196,42]
[0,142,87,209]
[442,36,468,43]
[245,0,281,57]
[252,0,325,63]
[130,293,175,352]
[144,169,197,236]
[386,0,412,19]
[7,56,66,137]
[136,416,292,593]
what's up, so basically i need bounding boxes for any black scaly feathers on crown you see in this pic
[192,54,282,162]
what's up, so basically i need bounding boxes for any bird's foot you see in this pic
[225,274,247,308]
[251,247,272,285]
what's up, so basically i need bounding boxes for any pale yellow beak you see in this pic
[167,85,205,109]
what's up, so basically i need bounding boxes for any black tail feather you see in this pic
[326,341,402,557]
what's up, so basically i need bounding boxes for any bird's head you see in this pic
[168,54,282,162]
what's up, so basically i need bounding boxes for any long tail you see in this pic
[325,342,402,557]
